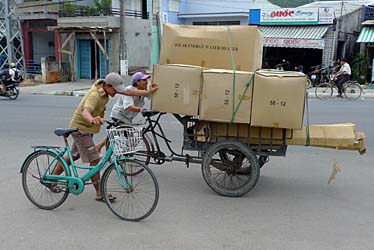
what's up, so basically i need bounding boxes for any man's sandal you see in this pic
[95,194,117,203]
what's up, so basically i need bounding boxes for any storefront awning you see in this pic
[357,26,374,43]
[260,25,330,49]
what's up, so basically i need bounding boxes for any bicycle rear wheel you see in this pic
[101,159,159,221]
[344,82,362,100]
[315,82,333,100]
[21,150,69,210]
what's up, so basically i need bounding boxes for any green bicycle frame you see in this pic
[22,144,134,195]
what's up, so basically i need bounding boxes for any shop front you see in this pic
[249,8,335,74]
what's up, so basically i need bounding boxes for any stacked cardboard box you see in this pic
[151,64,202,116]
[160,23,263,72]
[251,70,307,130]
[152,24,306,130]
[150,24,367,153]
[200,69,253,124]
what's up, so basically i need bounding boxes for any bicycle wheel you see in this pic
[315,82,333,100]
[344,82,362,100]
[101,159,159,221]
[201,141,260,197]
[21,150,69,210]
[115,125,151,165]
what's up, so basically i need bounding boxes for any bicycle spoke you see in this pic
[101,161,159,221]
[22,151,69,210]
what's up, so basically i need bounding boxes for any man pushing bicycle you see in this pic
[53,72,157,202]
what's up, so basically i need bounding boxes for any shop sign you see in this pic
[260,8,334,25]
[263,37,325,49]
[318,8,334,24]
[261,8,318,25]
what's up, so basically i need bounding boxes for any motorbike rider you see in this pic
[334,58,351,98]
[9,63,21,82]
[0,64,11,93]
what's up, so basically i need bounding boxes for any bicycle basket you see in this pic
[106,127,144,156]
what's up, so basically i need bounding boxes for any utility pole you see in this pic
[1,0,25,70]
[119,0,128,76]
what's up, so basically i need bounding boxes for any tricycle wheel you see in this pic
[201,141,260,197]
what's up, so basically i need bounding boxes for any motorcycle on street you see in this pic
[0,76,21,100]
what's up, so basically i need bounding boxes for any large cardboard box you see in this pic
[251,70,307,130]
[151,64,202,116]
[160,23,263,72]
[200,69,254,124]
[286,123,366,154]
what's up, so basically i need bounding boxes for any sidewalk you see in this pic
[20,79,92,96]
[19,80,374,99]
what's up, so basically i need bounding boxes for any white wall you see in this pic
[169,0,179,12]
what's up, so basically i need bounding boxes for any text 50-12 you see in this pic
[270,100,286,106]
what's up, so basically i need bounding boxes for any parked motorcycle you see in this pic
[308,63,339,87]
[275,59,290,71]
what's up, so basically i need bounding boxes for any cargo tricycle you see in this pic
[132,110,290,197]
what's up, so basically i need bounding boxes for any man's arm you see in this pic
[127,105,145,113]
[82,107,103,125]
[119,83,158,97]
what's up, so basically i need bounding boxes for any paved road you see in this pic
[0,94,373,250]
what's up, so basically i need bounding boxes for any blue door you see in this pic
[99,40,110,78]
[77,40,92,79]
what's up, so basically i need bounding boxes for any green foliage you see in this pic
[269,0,328,7]
[351,53,368,84]
[62,0,112,15]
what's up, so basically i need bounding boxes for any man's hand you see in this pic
[91,116,103,125]
[148,82,159,94]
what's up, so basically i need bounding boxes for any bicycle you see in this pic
[20,122,159,221]
[315,76,362,100]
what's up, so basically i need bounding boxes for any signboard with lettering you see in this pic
[256,8,334,25]
[263,37,325,49]
[261,8,318,25]
[318,8,334,24]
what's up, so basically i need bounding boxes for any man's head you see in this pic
[340,58,348,65]
[103,72,125,97]
[10,63,16,69]
[132,72,150,90]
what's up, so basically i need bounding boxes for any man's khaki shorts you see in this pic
[71,131,100,163]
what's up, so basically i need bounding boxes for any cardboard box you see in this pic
[200,69,254,124]
[251,70,307,129]
[286,123,356,147]
[201,122,292,145]
[286,123,367,154]
[160,23,263,72]
[151,64,202,116]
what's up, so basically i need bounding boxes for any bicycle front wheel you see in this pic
[315,82,333,100]
[344,82,362,100]
[21,150,69,210]
[101,160,159,221]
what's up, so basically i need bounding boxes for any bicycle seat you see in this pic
[141,110,160,117]
[54,128,78,137]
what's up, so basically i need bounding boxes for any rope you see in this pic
[231,73,256,123]
[305,91,310,146]
[227,26,236,123]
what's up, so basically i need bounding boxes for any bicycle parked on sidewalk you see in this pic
[315,74,362,100]
[20,121,159,221]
